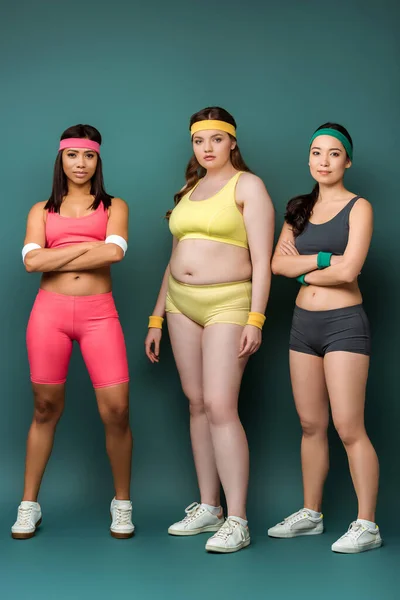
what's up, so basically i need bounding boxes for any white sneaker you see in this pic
[110,498,135,539]
[168,502,224,536]
[332,521,382,554]
[205,517,250,553]
[11,501,42,539]
[268,508,324,538]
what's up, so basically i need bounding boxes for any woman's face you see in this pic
[62,146,98,186]
[309,134,351,185]
[192,129,236,170]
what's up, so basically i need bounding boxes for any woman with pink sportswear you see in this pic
[11,124,134,540]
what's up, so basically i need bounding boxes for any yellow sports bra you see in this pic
[168,171,248,249]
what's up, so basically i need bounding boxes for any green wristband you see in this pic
[317,252,332,269]
[296,274,309,286]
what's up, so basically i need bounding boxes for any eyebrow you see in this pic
[193,133,224,140]
[311,146,342,152]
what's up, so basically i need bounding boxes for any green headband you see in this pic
[309,128,353,161]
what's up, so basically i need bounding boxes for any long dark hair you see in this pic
[45,124,113,213]
[166,107,252,218]
[285,122,353,236]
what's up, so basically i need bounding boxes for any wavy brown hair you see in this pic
[166,107,252,218]
[285,122,353,236]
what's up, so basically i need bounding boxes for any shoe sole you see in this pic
[110,512,135,539]
[268,528,324,539]
[168,524,223,536]
[11,517,42,540]
[332,540,383,554]
[206,538,251,553]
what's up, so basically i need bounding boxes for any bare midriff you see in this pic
[170,239,252,285]
[40,268,112,296]
[296,281,362,311]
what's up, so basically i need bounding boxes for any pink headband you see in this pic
[59,138,101,154]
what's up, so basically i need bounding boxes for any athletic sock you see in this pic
[357,518,377,530]
[201,503,222,516]
[229,515,248,527]
[303,507,322,518]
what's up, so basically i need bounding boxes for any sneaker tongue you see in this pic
[114,500,131,508]
[20,501,38,508]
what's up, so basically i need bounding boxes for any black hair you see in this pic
[285,123,353,236]
[45,124,113,213]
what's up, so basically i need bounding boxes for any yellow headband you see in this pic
[190,120,236,138]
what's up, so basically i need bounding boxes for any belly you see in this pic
[296,281,362,310]
[170,239,252,284]
[41,268,112,296]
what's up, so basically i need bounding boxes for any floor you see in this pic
[1,503,398,600]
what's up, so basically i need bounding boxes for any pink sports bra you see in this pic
[45,203,108,249]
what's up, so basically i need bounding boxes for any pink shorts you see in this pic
[26,289,129,388]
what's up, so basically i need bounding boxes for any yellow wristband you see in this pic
[246,312,266,330]
[148,315,164,329]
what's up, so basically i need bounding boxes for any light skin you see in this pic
[271,134,379,522]
[21,146,132,502]
[145,127,275,520]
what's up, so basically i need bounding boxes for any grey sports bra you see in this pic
[295,196,360,255]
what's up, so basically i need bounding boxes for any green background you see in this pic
[1,0,399,598]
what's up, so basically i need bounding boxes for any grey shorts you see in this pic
[289,304,371,357]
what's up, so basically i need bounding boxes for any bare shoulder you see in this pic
[28,201,47,218]
[110,197,129,212]
[236,172,273,213]
[354,197,372,209]
[352,197,373,217]
[237,172,266,192]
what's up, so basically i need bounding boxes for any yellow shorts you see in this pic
[166,275,251,327]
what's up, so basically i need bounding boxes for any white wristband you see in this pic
[22,243,42,264]
[105,235,128,256]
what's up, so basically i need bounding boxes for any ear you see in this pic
[345,159,352,169]
[230,140,237,151]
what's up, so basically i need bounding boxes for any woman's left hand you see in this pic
[238,325,262,358]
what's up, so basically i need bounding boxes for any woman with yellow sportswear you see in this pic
[145,106,274,554]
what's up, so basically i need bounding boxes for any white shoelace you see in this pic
[180,502,204,524]
[17,506,34,527]
[114,506,132,526]
[280,510,310,525]
[212,518,238,541]
[340,521,365,541]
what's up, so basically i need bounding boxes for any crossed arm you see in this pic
[23,198,128,273]
[271,199,373,286]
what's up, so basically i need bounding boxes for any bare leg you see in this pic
[22,383,65,502]
[324,352,379,522]
[289,350,329,512]
[96,382,132,500]
[167,313,221,508]
[202,324,249,519]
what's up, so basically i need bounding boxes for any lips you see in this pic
[318,171,331,175]
[73,172,88,177]
[204,156,215,161]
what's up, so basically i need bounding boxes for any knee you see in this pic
[204,396,237,426]
[300,418,328,438]
[33,395,63,425]
[101,403,129,428]
[335,422,363,446]
[183,387,205,418]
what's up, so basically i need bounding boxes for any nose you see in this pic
[204,139,213,153]
[319,154,329,167]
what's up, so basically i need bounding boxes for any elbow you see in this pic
[271,258,281,276]
[340,265,357,284]
[112,245,125,263]
[24,257,37,273]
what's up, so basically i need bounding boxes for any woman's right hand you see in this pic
[145,328,162,363]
